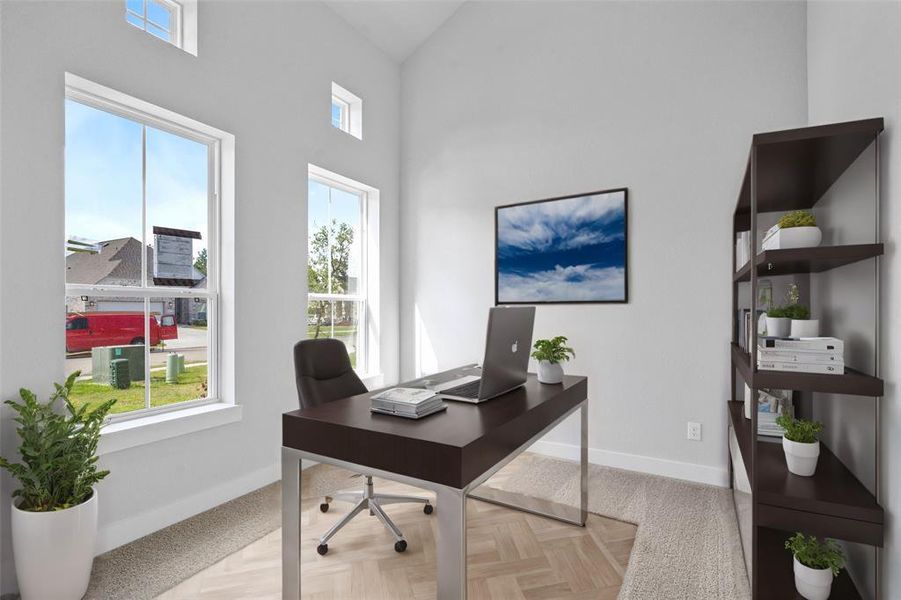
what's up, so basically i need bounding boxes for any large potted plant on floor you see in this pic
[531,336,575,384]
[0,372,115,600]
[785,533,845,600]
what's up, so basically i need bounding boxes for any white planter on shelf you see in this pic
[11,490,98,600]
[762,226,823,250]
[791,319,820,338]
[766,316,791,337]
[537,360,564,384]
[783,437,820,477]
[793,556,834,600]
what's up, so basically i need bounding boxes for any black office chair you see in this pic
[293,338,433,555]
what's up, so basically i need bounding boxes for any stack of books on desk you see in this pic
[757,337,844,375]
[370,387,447,419]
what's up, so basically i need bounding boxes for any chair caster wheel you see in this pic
[394,540,407,553]
[317,544,328,555]
[423,503,433,515]
[320,503,329,513]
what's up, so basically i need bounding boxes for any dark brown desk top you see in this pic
[283,369,587,489]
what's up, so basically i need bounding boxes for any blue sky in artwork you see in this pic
[65,99,208,262]
[496,191,626,302]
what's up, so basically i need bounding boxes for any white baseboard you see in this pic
[97,461,280,554]
[528,439,729,488]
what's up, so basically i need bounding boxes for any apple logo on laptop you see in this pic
[511,339,519,354]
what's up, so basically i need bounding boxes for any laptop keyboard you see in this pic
[441,379,481,399]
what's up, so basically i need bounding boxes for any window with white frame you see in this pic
[330,82,363,140]
[307,172,373,372]
[126,0,182,46]
[65,80,221,420]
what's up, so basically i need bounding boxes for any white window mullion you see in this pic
[144,297,151,410]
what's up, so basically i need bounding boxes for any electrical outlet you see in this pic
[687,422,702,441]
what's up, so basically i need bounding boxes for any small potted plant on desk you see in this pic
[0,371,116,600]
[776,413,823,477]
[531,336,575,384]
[785,533,845,600]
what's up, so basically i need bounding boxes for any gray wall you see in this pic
[0,1,400,592]
[399,0,808,484]
[807,2,901,597]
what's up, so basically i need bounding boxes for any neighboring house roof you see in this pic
[66,237,151,286]
[66,237,206,287]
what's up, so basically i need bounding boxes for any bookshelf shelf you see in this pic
[733,243,884,282]
[728,118,884,598]
[731,343,883,397]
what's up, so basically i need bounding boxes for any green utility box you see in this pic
[92,346,144,384]
[109,358,131,389]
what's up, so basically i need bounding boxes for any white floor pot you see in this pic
[12,490,98,600]
[783,437,820,477]
[537,360,564,384]
[791,319,820,338]
[766,317,791,337]
[763,226,823,250]
[793,556,834,600]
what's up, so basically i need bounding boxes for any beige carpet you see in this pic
[83,453,749,599]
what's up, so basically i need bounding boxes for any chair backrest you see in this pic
[293,338,367,409]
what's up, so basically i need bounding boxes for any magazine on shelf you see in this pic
[757,360,843,374]
[758,337,844,353]
[757,349,842,364]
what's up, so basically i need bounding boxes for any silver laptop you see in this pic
[415,306,535,403]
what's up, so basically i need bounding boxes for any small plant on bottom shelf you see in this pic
[776,414,823,443]
[786,533,845,576]
[778,210,817,229]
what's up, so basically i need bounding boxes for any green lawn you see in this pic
[306,325,357,338]
[71,364,208,414]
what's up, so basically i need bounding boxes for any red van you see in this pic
[65,312,178,353]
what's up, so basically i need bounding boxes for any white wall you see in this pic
[399,1,808,486]
[0,1,400,592]
[807,2,901,597]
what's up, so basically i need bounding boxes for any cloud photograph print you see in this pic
[496,190,627,303]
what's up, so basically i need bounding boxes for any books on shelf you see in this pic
[744,384,792,437]
[370,387,447,419]
[756,337,844,375]
[736,309,765,353]
[735,231,751,271]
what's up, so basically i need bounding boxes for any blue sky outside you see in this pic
[65,99,208,282]
[496,191,626,302]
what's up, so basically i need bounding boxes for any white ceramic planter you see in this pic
[763,226,823,250]
[12,490,98,600]
[537,360,564,384]
[793,556,834,600]
[766,317,791,337]
[783,437,820,477]
[791,319,820,338]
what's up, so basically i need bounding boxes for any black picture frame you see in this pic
[494,187,629,305]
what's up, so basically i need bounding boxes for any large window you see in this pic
[65,80,219,420]
[307,174,368,372]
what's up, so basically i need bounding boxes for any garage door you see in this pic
[96,301,165,315]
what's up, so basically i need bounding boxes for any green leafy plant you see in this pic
[531,336,575,364]
[785,533,845,576]
[0,372,116,511]
[770,284,810,320]
[778,210,817,229]
[776,414,823,444]
[767,306,788,318]
[784,304,810,320]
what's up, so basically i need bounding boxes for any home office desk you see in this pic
[281,368,588,600]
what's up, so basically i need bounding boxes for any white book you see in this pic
[757,360,844,375]
[758,337,844,353]
[371,387,437,405]
[757,349,842,364]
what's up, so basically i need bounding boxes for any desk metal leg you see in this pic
[579,401,588,525]
[436,486,467,600]
[282,447,302,600]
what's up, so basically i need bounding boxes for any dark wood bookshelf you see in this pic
[756,527,863,600]
[733,243,884,282]
[731,344,883,397]
[728,119,884,598]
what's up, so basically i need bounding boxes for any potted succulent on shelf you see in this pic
[531,336,575,384]
[765,305,791,337]
[763,210,823,250]
[775,413,823,477]
[785,533,845,600]
[785,283,820,338]
[0,372,116,600]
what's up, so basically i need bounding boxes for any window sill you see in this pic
[99,402,242,455]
